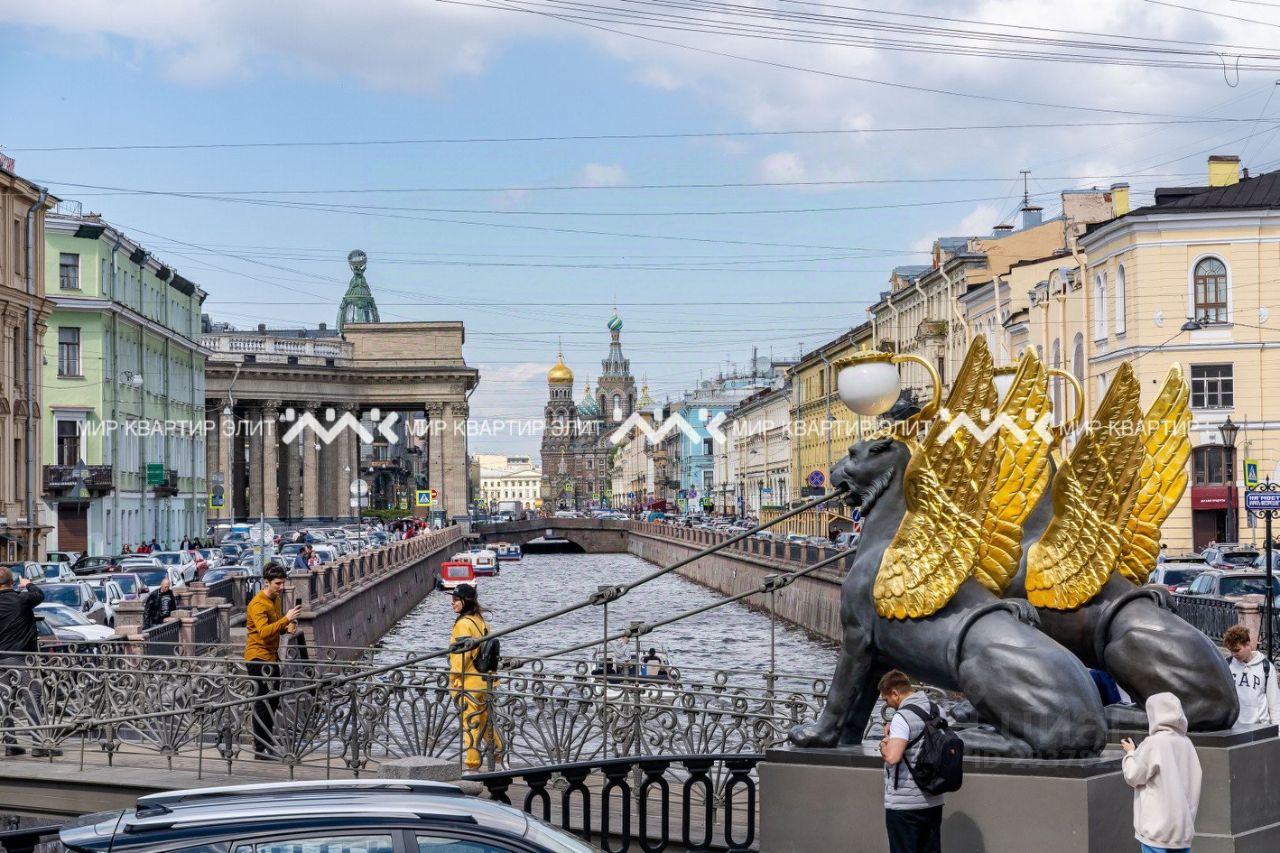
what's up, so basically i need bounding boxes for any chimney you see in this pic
[319,322,327,331]
[1208,155,1240,187]
[992,224,1014,237]
[1021,204,1043,230]
[257,323,266,333]
[1110,183,1130,217]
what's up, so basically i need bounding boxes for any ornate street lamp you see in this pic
[1221,416,1239,542]
[832,346,941,423]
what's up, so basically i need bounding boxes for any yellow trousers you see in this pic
[455,691,502,770]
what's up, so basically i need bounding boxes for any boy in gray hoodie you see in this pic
[1121,692,1202,853]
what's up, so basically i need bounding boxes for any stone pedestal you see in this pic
[762,730,1280,853]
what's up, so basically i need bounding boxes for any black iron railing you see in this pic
[141,617,181,656]
[470,753,763,852]
[1171,594,1241,642]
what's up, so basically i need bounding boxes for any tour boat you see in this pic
[452,548,499,576]
[494,542,522,562]
[590,645,679,701]
[437,560,476,592]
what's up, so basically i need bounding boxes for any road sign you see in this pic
[1245,459,1260,489]
[689,490,698,499]
[807,470,826,489]
[762,487,772,495]
[208,486,225,510]
[416,489,433,507]
[146,463,166,486]
[1244,491,1280,512]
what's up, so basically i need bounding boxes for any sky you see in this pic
[4,0,1280,460]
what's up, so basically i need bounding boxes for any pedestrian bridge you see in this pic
[472,517,630,553]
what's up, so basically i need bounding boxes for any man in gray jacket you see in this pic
[879,669,944,853]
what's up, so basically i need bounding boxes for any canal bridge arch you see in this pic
[473,518,628,553]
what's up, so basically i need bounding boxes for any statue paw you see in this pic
[788,719,840,748]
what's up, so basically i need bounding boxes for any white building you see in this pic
[479,466,542,508]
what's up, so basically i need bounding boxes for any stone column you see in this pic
[206,406,222,519]
[424,403,444,518]
[247,404,264,517]
[337,406,357,522]
[302,401,321,520]
[262,400,281,521]
[442,402,469,519]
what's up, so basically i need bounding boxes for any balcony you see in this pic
[43,464,114,497]
[151,468,180,497]
[200,334,354,367]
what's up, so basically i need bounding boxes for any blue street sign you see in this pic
[807,470,825,488]
[1244,491,1280,512]
[1245,460,1260,489]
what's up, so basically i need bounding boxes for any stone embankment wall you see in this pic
[626,523,850,642]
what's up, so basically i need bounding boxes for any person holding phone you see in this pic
[0,567,59,757]
[1121,693,1202,853]
[243,565,302,760]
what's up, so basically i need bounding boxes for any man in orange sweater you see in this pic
[244,565,302,760]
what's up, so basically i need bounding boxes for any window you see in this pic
[59,253,80,290]
[702,438,714,455]
[1115,265,1127,334]
[1193,257,1228,323]
[245,835,395,853]
[417,835,513,851]
[57,327,81,377]
[703,469,714,492]
[1071,333,1084,383]
[1093,274,1108,340]
[1190,364,1233,409]
[1193,445,1234,485]
[55,420,81,467]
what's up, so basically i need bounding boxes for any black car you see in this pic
[71,555,122,576]
[60,779,600,853]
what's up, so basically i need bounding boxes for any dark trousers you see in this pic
[885,805,943,853]
[246,660,280,758]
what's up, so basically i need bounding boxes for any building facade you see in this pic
[42,208,209,554]
[0,164,56,560]
[479,466,541,509]
[714,383,792,517]
[539,312,636,511]
[610,384,658,511]
[202,252,478,523]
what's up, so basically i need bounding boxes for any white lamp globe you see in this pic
[992,370,1016,404]
[837,359,902,416]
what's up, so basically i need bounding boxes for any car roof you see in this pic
[63,780,531,852]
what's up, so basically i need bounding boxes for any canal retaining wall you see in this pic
[625,524,848,643]
[290,528,464,657]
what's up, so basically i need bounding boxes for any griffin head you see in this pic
[831,437,909,517]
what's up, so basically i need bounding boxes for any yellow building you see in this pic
[1075,155,1280,550]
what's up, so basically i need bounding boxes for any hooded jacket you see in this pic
[1122,692,1202,850]
[1228,651,1280,725]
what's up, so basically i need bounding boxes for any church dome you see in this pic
[607,311,623,332]
[577,381,602,418]
[637,383,657,409]
[548,353,574,385]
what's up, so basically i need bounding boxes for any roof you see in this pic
[1131,170,1280,216]
[892,265,930,278]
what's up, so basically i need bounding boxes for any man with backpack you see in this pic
[879,669,963,853]
[1224,624,1280,725]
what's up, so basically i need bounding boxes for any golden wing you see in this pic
[1116,366,1191,584]
[972,351,1053,594]
[875,444,982,619]
[926,336,997,509]
[1025,364,1146,609]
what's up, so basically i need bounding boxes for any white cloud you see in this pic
[575,163,629,187]
[757,151,806,183]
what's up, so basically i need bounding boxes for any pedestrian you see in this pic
[449,583,501,770]
[244,565,301,760]
[1158,543,1168,563]
[149,537,160,552]
[122,543,133,554]
[180,535,190,551]
[0,566,59,757]
[1121,692,1202,853]
[1223,624,1280,725]
[136,542,149,554]
[878,669,944,853]
[292,545,309,571]
[143,578,177,629]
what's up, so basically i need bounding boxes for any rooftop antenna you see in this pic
[1020,169,1031,208]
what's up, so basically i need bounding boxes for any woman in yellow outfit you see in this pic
[448,583,501,770]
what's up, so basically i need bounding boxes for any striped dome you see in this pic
[607,312,623,332]
[577,381,602,418]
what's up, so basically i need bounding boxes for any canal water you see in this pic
[378,551,840,682]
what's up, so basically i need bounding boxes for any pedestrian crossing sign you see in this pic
[1245,459,1260,490]
[416,488,438,507]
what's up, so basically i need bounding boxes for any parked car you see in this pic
[38,561,75,583]
[833,530,860,549]
[35,603,116,643]
[196,547,223,569]
[36,582,107,624]
[1201,544,1260,569]
[132,566,187,592]
[1148,563,1208,593]
[72,555,121,576]
[220,543,247,564]
[61,779,600,853]
[1183,569,1280,603]
[79,575,129,627]
[152,551,198,583]
[110,572,147,600]
[119,555,163,571]
[1,561,43,583]
[47,550,81,565]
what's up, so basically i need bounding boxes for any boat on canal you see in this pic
[591,645,679,700]
[437,560,476,591]
[453,548,499,576]
[494,542,522,562]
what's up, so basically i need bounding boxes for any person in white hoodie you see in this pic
[1223,624,1280,725]
[1121,692,1202,853]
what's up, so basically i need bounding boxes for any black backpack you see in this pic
[466,617,501,674]
[899,702,964,795]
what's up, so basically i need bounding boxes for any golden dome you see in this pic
[548,353,575,384]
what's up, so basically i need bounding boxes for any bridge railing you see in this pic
[293,528,462,609]
[0,648,827,779]
[626,521,854,575]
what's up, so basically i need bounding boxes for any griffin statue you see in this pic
[789,337,1236,758]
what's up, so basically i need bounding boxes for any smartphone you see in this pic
[295,598,303,608]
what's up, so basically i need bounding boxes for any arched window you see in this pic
[1072,333,1084,384]
[1193,257,1228,323]
[1093,273,1108,341]
[613,394,622,418]
[1051,338,1062,416]
[1114,265,1127,334]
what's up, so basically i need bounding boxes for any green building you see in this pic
[42,206,208,555]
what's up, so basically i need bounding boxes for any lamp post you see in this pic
[1221,416,1239,543]
[114,371,144,551]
